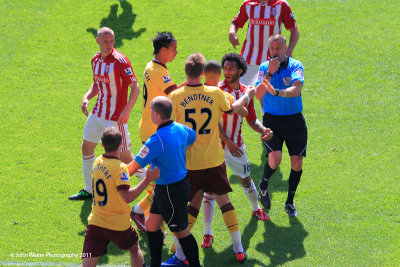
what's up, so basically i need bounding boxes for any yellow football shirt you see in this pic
[170,85,232,170]
[138,59,177,142]
[87,155,131,231]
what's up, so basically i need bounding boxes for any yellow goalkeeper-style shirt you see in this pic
[87,154,131,231]
[170,84,232,170]
[138,59,177,142]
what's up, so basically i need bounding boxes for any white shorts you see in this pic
[239,64,260,87]
[83,113,131,151]
[224,145,250,179]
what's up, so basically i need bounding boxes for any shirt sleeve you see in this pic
[255,62,269,86]
[153,68,177,95]
[170,92,177,120]
[185,125,196,146]
[216,89,232,112]
[291,62,304,84]
[115,164,131,188]
[245,99,257,123]
[134,135,163,168]
[120,59,138,85]
[224,91,235,104]
[232,2,248,28]
[281,2,297,30]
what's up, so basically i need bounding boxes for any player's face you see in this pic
[97,33,115,57]
[165,41,178,63]
[223,61,241,84]
[269,40,287,61]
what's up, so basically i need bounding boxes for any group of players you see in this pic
[70,0,307,266]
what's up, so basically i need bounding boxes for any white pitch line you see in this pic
[0,262,131,267]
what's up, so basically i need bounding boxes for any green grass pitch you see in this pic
[0,0,399,266]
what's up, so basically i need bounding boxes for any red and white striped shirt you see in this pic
[91,48,137,121]
[219,80,257,148]
[232,0,296,65]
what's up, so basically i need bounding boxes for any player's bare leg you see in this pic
[82,256,100,267]
[128,241,144,267]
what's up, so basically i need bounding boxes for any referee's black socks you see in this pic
[147,229,163,267]
[286,169,303,204]
[260,162,276,190]
[179,234,200,267]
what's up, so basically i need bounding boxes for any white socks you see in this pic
[173,235,186,261]
[82,154,95,193]
[241,180,260,212]
[202,193,215,235]
[231,231,244,253]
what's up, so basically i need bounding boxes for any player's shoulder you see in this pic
[242,0,259,6]
[289,57,303,67]
[111,49,130,64]
[204,85,221,92]
[91,51,101,61]
[218,80,226,89]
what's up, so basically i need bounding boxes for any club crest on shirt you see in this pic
[162,75,171,83]
[297,69,304,78]
[138,145,149,159]
[121,172,129,181]
[283,77,292,86]
[124,67,133,76]
[105,65,110,73]
[257,71,265,83]
[271,7,278,16]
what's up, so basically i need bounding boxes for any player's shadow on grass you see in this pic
[255,217,308,267]
[87,0,146,48]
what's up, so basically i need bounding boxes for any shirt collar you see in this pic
[102,154,120,160]
[157,120,174,130]
[152,58,167,69]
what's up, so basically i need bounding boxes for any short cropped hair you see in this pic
[151,96,172,120]
[204,60,221,75]
[185,53,206,79]
[269,34,286,46]
[221,53,248,77]
[97,27,114,38]
[153,32,176,55]
[101,127,122,153]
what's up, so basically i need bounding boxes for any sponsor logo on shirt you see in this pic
[257,71,265,83]
[138,145,149,159]
[297,69,303,78]
[283,77,292,86]
[105,65,110,73]
[162,75,171,83]
[121,172,129,181]
[271,7,278,16]
[124,67,133,76]
[250,18,276,26]
[94,75,110,83]
[290,12,295,20]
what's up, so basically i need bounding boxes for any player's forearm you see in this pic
[248,119,266,135]
[124,178,152,203]
[229,23,239,34]
[287,27,300,55]
[276,82,302,97]
[125,82,140,112]
[231,94,250,113]
[256,83,267,100]
[84,83,99,101]
[218,123,230,141]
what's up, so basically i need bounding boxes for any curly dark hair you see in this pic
[153,32,176,55]
[221,53,247,77]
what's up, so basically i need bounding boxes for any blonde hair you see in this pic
[97,27,114,38]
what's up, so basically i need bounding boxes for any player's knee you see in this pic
[239,176,252,188]
[268,153,282,169]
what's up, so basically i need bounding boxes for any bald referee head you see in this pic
[150,96,173,125]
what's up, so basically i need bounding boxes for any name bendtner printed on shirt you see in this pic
[180,94,215,107]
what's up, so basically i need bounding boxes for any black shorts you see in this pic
[262,112,307,157]
[150,177,190,232]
